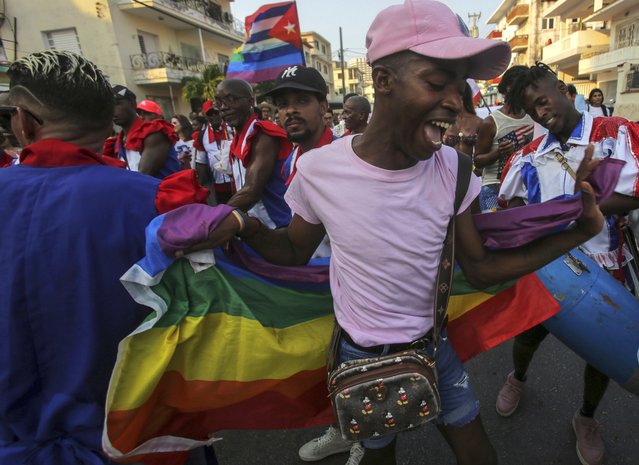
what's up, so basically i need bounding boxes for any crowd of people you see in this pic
[1,1,638,465]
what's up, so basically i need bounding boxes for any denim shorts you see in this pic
[336,329,480,449]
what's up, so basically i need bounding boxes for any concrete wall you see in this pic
[2,0,124,82]
[616,62,639,121]
[605,6,639,121]
[1,0,238,116]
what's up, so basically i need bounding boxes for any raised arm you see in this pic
[176,211,325,267]
[241,214,326,265]
[457,150,604,289]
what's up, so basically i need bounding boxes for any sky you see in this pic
[230,0,503,61]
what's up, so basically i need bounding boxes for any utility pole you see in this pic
[339,26,346,99]
[468,12,481,38]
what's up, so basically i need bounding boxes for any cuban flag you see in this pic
[226,2,305,82]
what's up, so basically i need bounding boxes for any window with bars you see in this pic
[43,28,82,55]
[627,66,639,91]
[616,22,637,49]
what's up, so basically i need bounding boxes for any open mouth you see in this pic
[424,120,453,149]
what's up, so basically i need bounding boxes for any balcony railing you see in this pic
[506,4,529,25]
[119,0,244,39]
[616,23,638,50]
[131,52,208,72]
[508,34,529,51]
[543,29,609,65]
[156,0,244,35]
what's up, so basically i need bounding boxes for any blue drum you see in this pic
[536,248,639,395]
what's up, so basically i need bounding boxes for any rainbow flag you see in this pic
[102,149,626,464]
[226,2,305,82]
[102,204,560,463]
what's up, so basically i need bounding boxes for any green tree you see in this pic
[181,64,225,103]
[254,80,276,101]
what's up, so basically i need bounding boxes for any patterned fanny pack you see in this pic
[327,343,440,441]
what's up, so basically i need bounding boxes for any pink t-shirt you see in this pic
[285,135,480,346]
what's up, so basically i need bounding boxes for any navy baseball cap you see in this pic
[265,65,328,100]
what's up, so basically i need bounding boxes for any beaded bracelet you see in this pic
[230,210,246,233]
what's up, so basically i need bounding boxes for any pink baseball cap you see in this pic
[137,99,162,116]
[366,0,511,80]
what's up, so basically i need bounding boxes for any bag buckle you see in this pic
[409,337,430,351]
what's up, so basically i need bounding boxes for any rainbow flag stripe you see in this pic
[103,205,559,463]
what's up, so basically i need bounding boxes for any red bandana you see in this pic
[208,122,231,148]
[229,114,291,167]
[20,139,126,168]
[116,118,178,153]
[285,126,335,184]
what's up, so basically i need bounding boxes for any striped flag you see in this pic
[102,158,627,463]
[497,124,535,151]
[467,78,482,106]
[102,204,562,463]
[226,2,305,82]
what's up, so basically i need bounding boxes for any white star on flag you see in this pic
[284,22,296,34]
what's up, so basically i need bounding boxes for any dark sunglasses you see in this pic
[215,95,249,107]
[206,109,220,116]
[0,105,44,126]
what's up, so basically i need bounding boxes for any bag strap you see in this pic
[455,151,473,213]
[431,151,472,356]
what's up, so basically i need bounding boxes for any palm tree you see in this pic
[181,64,225,103]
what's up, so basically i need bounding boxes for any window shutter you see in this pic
[45,28,82,55]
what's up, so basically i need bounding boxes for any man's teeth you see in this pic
[430,121,451,129]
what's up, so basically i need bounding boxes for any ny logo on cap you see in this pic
[281,66,298,78]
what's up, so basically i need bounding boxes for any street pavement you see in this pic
[210,335,639,465]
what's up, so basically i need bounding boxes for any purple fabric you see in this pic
[157,203,234,256]
[474,158,625,249]
[156,204,330,282]
[227,241,329,283]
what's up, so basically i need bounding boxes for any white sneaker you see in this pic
[298,425,353,462]
[345,443,365,465]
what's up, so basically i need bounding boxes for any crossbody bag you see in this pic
[326,150,473,441]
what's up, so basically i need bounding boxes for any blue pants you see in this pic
[337,330,480,449]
